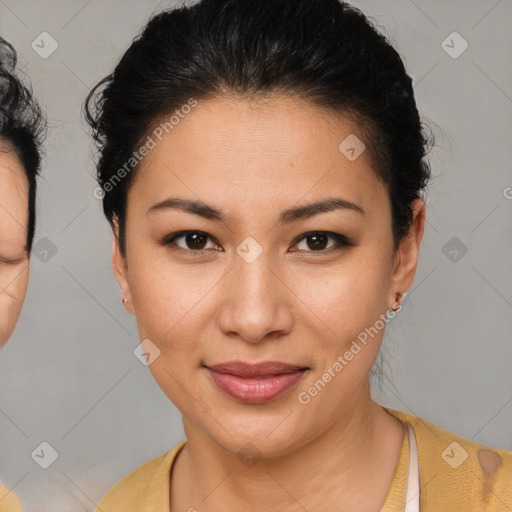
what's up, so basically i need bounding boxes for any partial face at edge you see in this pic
[0,149,30,346]
[112,95,425,456]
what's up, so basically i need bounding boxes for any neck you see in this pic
[171,386,405,512]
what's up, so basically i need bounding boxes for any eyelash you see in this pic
[160,230,355,256]
[0,256,24,266]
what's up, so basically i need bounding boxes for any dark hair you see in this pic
[0,37,46,253]
[84,0,434,257]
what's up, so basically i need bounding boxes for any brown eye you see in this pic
[181,232,208,250]
[162,231,218,253]
[293,232,354,253]
[161,230,354,256]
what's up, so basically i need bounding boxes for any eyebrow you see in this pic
[147,196,365,224]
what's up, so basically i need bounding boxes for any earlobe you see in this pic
[111,221,135,315]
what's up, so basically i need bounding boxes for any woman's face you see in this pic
[113,95,424,456]
[0,148,30,346]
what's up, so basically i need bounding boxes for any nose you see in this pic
[216,252,294,344]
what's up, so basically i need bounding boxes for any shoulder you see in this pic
[0,484,23,512]
[384,407,512,510]
[94,440,187,512]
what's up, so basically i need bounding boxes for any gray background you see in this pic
[0,0,510,510]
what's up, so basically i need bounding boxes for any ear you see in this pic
[389,198,426,307]
[111,218,135,315]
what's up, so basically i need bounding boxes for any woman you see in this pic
[0,38,45,512]
[84,0,512,510]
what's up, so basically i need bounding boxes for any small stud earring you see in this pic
[392,291,408,311]
[392,292,403,311]
[122,298,129,305]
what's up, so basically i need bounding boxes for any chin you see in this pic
[194,404,313,459]
[0,329,14,347]
[218,428,312,462]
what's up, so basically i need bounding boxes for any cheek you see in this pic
[127,250,218,343]
[0,266,29,344]
[296,254,389,341]
[293,263,389,412]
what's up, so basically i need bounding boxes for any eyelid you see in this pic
[0,255,26,265]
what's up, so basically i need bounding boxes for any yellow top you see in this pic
[0,484,22,512]
[91,407,511,511]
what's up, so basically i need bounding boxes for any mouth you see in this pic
[203,361,310,404]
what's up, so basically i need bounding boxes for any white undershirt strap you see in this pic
[405,423,420,512]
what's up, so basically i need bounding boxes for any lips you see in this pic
[204,361,309,404]
[206,361,308,378]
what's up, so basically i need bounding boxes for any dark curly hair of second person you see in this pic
[0,36,46,253]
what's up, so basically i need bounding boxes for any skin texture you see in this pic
[112,95,426,511]
[0,148,30,347]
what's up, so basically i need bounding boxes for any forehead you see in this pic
[0,149,29,239]
[129,95,388,218]
[142,94,369,164]
[0,147,27,190]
